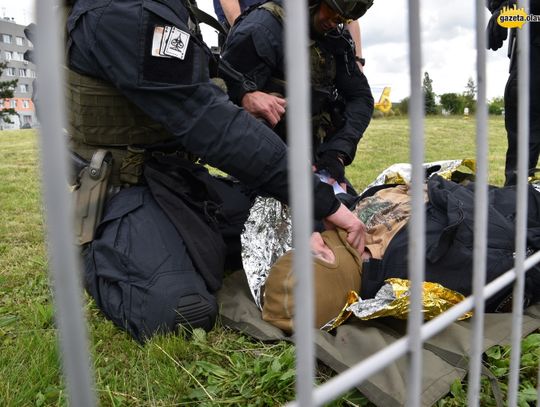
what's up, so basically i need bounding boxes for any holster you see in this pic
[72,149,112,245]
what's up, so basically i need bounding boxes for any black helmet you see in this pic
[324,0,374,20]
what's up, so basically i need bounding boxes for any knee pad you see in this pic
[175,293,218,333]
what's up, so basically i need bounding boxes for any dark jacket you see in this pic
[67,0,339,218]
[361,176,540,311]
[213,0,261,24]
[221,0,374,165]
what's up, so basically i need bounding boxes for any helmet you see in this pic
[323,0,374,20]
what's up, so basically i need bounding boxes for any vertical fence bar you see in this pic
[508,0,530,405]
[34,1,96,406]
[406,0,425,405]
[537,363,540,407]
[284,1,314,406]
[467,1,489,406]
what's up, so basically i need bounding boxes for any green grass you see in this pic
[348,115,507,189]
[0,117,537,406]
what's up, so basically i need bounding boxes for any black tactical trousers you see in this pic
[504,43,540,186]
[83,181,251,342]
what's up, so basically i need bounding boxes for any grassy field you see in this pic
[0,116,538,406]
[349,115,507,189]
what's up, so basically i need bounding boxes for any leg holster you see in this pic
[72,149,112,245]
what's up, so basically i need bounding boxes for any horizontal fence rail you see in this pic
[288,250,540,406]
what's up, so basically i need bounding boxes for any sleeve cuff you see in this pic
[313,179,341,220]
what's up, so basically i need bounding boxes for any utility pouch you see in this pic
[73,149,112,245]
[120,146,145,185]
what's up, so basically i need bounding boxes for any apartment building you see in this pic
[0,17,36,130]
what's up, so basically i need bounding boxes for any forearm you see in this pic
[347,20,362,57]
[220,0,242,26]
[346,20,363,71]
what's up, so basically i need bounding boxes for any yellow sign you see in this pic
[497,4,540,29]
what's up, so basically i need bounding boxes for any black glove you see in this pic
[486,0,505,13]
[315,151,345,183]
[487,0,516,50]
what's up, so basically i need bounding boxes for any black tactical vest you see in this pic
[257,1,341,147]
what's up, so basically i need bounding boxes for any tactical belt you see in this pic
[69,137,196,188]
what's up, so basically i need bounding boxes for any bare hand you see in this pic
[324,203,366,254]
[310,232,336,263]
[241,91,287,127]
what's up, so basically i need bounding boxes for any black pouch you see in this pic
[144,155,227,292]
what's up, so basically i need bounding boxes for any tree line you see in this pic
[396,72,504,116]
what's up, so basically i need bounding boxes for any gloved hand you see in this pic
[486,0,505,13]
[314,151,346,183]
[487,0,516,50]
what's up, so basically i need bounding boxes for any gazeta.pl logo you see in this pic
[497,4,540,29]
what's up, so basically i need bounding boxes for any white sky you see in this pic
[5,0,511,101]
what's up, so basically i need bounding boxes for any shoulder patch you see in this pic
[151,25,191,60]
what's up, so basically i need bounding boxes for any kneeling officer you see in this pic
[65,0,366,341]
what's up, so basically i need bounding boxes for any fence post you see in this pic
[467,1,489,405]
[508,0,530,405]
[35,1,96,406]
[405,1,425,405]
[284,0,315,405]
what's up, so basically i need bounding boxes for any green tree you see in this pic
[0,62,18,124]
[440,93,466,115]
[463,77,477,114]
[488,97,504,115]
[422,71,437,115]
[398,96,409,115]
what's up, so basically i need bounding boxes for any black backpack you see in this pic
[360,175,540,312]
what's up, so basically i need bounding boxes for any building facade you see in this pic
[0,17,36,130]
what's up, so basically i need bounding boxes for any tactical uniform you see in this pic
[212,0,261,47]
[487,0,540,185]
[221,0,374,180]
[503,2,540,186]
[66,0,340,341]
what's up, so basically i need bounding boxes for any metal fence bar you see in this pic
[467,1,489,405]
[537,361,540,407]
[283,0,315,406]
[405,0,425,405]
[508,0,531,405]
[34,1,96,406]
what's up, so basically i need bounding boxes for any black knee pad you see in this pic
[175,293,218,333]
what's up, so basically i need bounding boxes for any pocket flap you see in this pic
[99,186,145,225]
[143,0,190,28]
